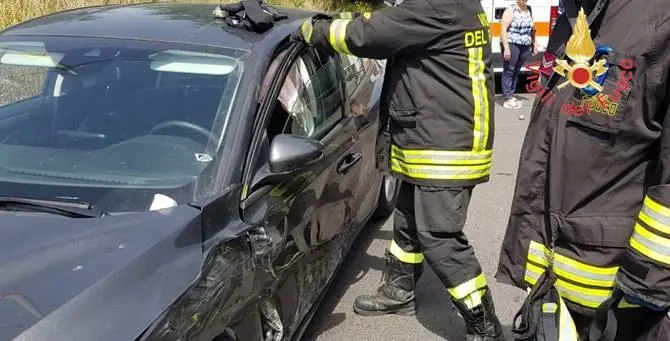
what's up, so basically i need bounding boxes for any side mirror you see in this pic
[248,134,324,193]
[269,134,324,173]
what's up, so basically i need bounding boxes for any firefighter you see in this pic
[292,1,503,340]
[495,0,670,339]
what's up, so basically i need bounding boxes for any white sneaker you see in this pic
[503,98,518,109]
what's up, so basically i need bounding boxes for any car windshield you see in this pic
[0,36,246,213]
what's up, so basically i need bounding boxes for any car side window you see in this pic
[267,50,344,141]
[0,65,47,107]
[339,54,366,99]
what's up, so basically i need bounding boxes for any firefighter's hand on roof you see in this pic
[291,14,333,45]
[290,20,312,44]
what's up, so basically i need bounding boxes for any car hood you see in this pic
[0,205,204,341]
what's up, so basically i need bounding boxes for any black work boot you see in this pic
[452,288,505,341]
[353,251,423,316]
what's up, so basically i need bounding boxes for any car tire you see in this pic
[373,173,400,219]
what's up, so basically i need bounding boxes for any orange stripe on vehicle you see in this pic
[490,22,551,37]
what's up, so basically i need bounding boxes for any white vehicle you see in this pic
[481,0,561,74]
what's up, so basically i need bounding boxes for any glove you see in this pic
[290,19,313,44]
[289,13,335,44]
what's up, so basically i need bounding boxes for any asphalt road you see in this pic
[302,91,537,341]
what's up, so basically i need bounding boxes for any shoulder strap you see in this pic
[587,289,623,341]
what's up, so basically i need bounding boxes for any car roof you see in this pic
[0,2,315,51]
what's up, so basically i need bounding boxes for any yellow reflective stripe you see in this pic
[300,20,313,43]
[638,210,670,235]
[558,296,580,341]
[524,261,545,286]
[630,223,670,265]
[389,239,424,264]
[391,159,491,180]
[391,145,492,166]
[528,241,551,267]
[525,241,639,309]
[462,288,486,309]
[477,12,489,26]
[448,273,488,300]
[643,195,670,219]
[467,46,490,152]
[525,267,638,309]
[363,12,372,19]
[328,19,351,54]
[553,265,615,288]
[525,266,614,309]
[555,278,612,309]
[528,241,618,287]
[638,195,670,234]
[543,302,558,313]
[554,253,618,276]
[554,252,618,287]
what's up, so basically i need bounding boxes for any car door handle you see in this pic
[337,152,362,174]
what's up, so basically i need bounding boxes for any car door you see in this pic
[240,44,363,339]
[339,54,386,225]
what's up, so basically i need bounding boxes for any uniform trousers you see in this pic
[391,180,486,303]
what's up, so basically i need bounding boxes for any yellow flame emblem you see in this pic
[553,8,608,91]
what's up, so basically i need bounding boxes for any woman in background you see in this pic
[500,0,539,109]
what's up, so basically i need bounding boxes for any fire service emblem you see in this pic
[553,8,609,94]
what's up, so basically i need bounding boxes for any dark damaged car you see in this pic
[0,3,398,341]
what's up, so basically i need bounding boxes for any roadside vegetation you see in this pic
[1,0,377,30]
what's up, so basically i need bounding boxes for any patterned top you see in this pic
[506,4,534,46]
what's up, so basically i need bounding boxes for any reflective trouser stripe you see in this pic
[329,19,352,55]
[461,288,486,309]
[389,240,424,264]
[448,273,488,309]
[525,241,638,309]
[467,46,490,152]
[631,195,670,265]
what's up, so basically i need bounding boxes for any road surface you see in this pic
[302,92,536,341]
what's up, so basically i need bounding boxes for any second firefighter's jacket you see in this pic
[303,0,495,187]
[495,0,670,316]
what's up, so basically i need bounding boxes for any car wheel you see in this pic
[373,174,400,219]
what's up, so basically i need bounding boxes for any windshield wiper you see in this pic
[0,197,104,218]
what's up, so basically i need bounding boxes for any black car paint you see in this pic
[0,3,385,341]
[3,205,204,341]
